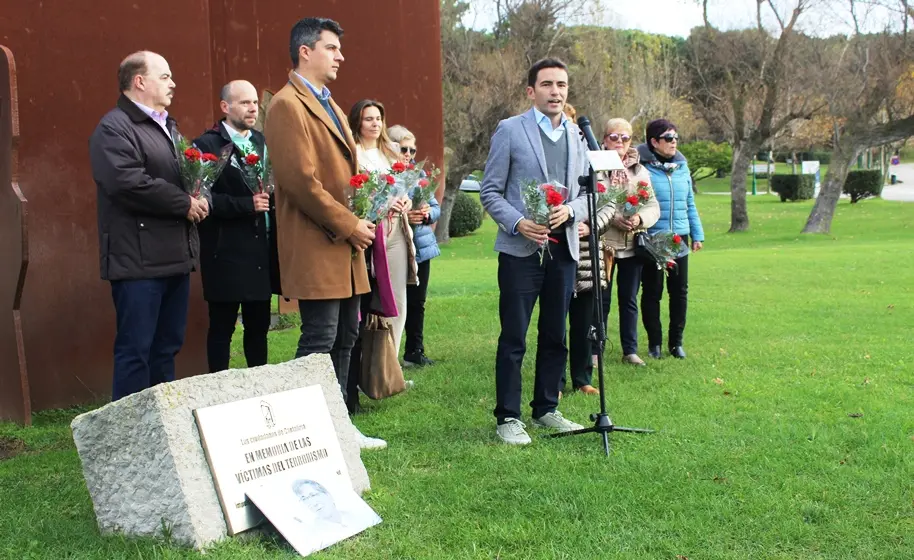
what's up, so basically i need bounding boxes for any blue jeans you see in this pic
[110,275,190,400]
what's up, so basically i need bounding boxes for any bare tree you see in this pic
[685,0,821,232]
[802,0,914,233]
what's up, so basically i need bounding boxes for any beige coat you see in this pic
[264,72,370,300]
[600,163,660,257]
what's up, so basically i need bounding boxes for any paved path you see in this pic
[883,163,914,202]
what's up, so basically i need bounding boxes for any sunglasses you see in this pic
[658,134,679,142]
[399,146,417,155]
[603,132,631,143]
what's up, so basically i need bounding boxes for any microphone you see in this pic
[577,116,601,151]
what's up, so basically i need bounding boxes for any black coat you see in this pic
[194,122,279,302]
[91,94,198,281]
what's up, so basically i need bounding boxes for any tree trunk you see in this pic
[435,169,463,244]
[801,145,859,234]
[729,145,752,232]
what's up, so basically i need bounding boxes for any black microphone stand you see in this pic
[545,116,653,456]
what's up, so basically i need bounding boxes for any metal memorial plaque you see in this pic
[193,385,350,534]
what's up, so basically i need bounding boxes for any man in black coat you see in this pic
[90,51,210,400]
[194,80,277,372]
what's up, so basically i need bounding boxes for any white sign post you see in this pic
[802,160,821,197]
[193,385,350,535]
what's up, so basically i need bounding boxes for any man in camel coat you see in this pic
[265,17,385,450]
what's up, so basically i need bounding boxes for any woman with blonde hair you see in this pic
[599,117,660,366]
[346,100,418,411]
[388,124,441,367]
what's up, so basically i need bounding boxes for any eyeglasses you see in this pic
[603,132,631,143]
[658,134,679,142]
[400,146,417,155]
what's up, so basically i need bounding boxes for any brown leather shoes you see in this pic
[622,354,646,366]
[577,385,599,395]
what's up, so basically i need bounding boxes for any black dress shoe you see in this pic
[669,346,686,359]
[648,346,662,359]
[403,352,435,367]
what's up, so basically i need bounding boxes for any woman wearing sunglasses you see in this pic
[636,119,705,360]
[388,124,440,368]
[596,118,660,367]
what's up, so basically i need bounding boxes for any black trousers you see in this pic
[563,289,596,390]
[494,239,575,423]
[601,256,644,356]
[641,236,690,348]
[206,300,271,373]
[296,296,361,410]
[404,259,431,356]
[346,290,375,414]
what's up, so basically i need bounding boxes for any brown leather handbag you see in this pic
[359,314,407,400]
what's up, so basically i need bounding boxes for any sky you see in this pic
[461,0,905,38]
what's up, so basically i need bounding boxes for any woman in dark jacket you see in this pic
[637,119,705,360]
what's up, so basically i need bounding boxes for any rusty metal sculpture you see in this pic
[0,45,31,424]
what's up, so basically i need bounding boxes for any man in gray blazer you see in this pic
[480,58,590,445]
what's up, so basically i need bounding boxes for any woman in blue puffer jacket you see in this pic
[636,119,705,360]
[389,125,441,367]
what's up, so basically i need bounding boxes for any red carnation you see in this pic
[385,174,396,185]
[418,179,430,187]
[666,261,676,269]
[638,180,648,187]
[626,195,640,205]
[202,153,219,163]
[673,234,682,244]
[184,148,203,162]
[597,182,607,194]
[545,189,564,207]
[391,162,406,173]
[638,189,650,199]
[408,163,416,170]
[244,153,260,166]
[349,174,365,188]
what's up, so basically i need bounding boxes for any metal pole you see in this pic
[751,157,757,196]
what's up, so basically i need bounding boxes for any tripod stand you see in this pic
[545,116,653,456]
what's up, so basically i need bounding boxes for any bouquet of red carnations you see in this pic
[521,180,567,262]
[616,180,653,217]
[643,231,687,275]
[174,133,233,199]
[408,161,441,208]
[349,170,396,223]
[235,144,274,195]
[595,181,617,210]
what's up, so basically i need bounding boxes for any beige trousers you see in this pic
[384,215,409,353]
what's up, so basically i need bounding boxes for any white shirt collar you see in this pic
[532,107,568,130]
[222,120,251,139]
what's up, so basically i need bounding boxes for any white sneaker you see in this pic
[354,427,387,450]
[531,411,584,432]
[496,418,532,445]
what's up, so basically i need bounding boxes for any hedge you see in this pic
[770,174,815,202]
[449,191,484,237]
[843,170,883,203]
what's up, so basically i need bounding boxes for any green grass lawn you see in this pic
[2,196,913,559]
